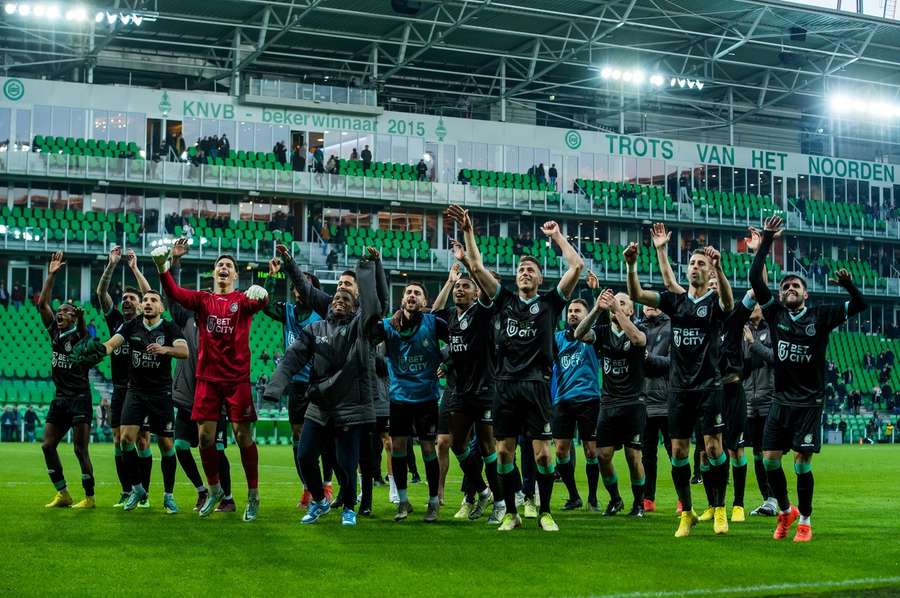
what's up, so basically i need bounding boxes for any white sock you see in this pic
[196,485,207,492]
[799,515,810,525]
[480,488,491,498]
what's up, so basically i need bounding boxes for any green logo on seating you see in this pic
[159,91,171,117]
[565,129,582,150]
[3,78,24,101]
[435,118,447,142]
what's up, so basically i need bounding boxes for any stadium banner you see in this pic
[1,77,894,184]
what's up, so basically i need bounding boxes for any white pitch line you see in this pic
[585,576,900,598]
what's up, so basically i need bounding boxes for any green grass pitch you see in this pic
[2,442,899,597]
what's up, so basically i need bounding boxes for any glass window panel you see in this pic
[518,146,534,174]
[15,109,30,145]
[707,165,719,190]
[624,158,638,184]
[92,110,108,140]
[810,176,822,201]
[33,106,51,138]
[70,108,86,139]
[108,112,127,141]
[503,146,517,172]
[0,108,9,147]
[51,106,70,138]
[391,135,408,163]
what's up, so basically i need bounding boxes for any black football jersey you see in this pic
[658,289,726,391]
[115,318,186,394]
[491,286,567,382]
[720,300,753,378]
[104,308,131,387]
[436,302,495,397]
[48,325,90,397]
[592,313,645,406]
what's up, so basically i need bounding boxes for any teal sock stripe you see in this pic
[162,448,176,457]
[174,439,191,451]
[586,457,599,465]
[731,455,748,467]
[700,463,711,472]
[122,442,136,452]
[498,461,515,475]
[391,450,407,458]
[753,453,763,462]
[453,447,471,462]
[536,463,556,475]
[708,452,728,467]
[671,456,690,467]
[483,452,498,464]
[763,458,782,471]
[53,478,67,490]
[215,442,225,451]
[794,462,812,475]
[557,454,571,465]
[602,473,618,486]
[114,445,123,457]
[138,448,153,458]
[632,477,645,486]
[423,452,438,463]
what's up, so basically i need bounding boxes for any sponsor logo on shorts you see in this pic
[165,421,173,432]
[715,413,723,425]
[543,423,551,434]
[696,305,708,318]
[483,409,492,421]
[632,434,641,444]
[803,433,813,444]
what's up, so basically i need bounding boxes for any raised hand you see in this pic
[596,288,616,312]
[365,246,381,261]
[268,257,281,276]
[829,268,853,287]
[447,261,462,283]
[743,325,754,344]
[746,227,762,252]
[125,248,138,270]
[108,246,122,265]
[171,238,189,259]
[586,270,599,289]
[540,221,560,237]
[275,243,289,257]
[48,251,66,274]
[651,223,671,249]
[763,215,784,234]
[704,246,721,269]
[449,239,466,263]
[623,243,638,266]
[445,205,472,232]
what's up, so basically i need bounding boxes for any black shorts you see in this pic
[448,391,494,426]
[110,385,128,428]
[121,389,175,437]
[174,407,228,447]
[288,381,309,426]
[747,415,767,453]
[46,394,92,433]
[723,382,747,452]
[762,403,823,454]
[493,380,552,441]
[390,401,439,440]
[375,415,390,436]
[596,403,645,450]
[552,400,600,441]
[669,389,725,439]
[437,396,451,436]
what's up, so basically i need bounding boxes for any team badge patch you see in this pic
[805,324,816,336]
[64,340,72,352]
[543,423,551,434]
[696,305,708,318]
[230,302,238,313]
[632,434,641,444]
[529,303,540,315]
[624,340,631,351]
[803,433,813,444]
[155,336,165,345]
[460,317,468,331]
[715,413,723,425]
[760,333,767,341]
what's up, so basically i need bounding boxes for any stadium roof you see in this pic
[2,0,900,135]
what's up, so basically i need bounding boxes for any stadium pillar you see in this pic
[231,28,242,97]
[728,88,734,146]
[619,88,625,134]
[500,58,507,122]
[371,44,379,80]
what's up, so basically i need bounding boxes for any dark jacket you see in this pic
[742,321,775,417]
[374,343,390,418]
[166,262,199,411]
[641,313,671,418]
[265,259,383,427]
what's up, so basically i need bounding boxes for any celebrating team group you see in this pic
[37,205,865,541]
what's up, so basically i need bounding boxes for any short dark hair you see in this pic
[215,254,238,269]
[691,248,708,258]
[569,298,589,310]
[405,281,429,301]
[141,290,162,300]
[340,270,356,280]
[780,273,808,289]
[518,256,542,272]
[303,272,321,290]
[122,286,141,299]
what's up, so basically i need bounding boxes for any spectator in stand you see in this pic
[291,145,305,172]
[837,418,847,440]
[527,164,535,178]
[326,249,338,270]
[350,147,359,160]
[221,134,230,157]
[86,319,97,338]
[274,141,288,165]
[255,374,269,408]
[416,158,429,181]
[360,144,372,171]
[548,163,558,190]
[313,146,325,173]
[326,154,338,174]
[513,230,532,256]
[864,352,875,369]
[842,369,854,386]
[880,364,892,386]
[886,421,895,442]
[11,282,24,309]
[864,419,877,444]
[884,385,895,412]
[826,360,838,386]
[0,282,8,308]
[259,349,271,366]
[536,163,546,185]
[457,169,470,185]
[23,405,39,442]
[849,390,862,415]
[95,398,111,441]
[1,406,16,441]
[183,221,194,239]
[306,146,314,171]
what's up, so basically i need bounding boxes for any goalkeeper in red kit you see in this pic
[152,247,268,521]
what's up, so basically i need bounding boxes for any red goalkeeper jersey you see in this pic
[160,271,267,383]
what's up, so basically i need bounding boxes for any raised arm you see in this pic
[432,263,461,311]
[830,268,867,317]
[146,338,189,360]
[375,252,389,315]
[125,249,151,294]
[624,243,660,308]
[38,251,65,327]
[264,330,315,401]
[262,255,287,323]
[276,244,331,318]
[357,248,385,342]
[575,289,615,341]
[609,300,647,348]
[746,228,769,286]
[706,246,733,312]
[102,333,126,355]
[749,216,782,307]
[650,223,685,294]
[446,205,498,299]
[96,246,122,313]
[543,221,584,298]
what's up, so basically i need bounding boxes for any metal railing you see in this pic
[247,77,377,107]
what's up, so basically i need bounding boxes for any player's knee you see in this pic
[73,443,89,460]
[41,439,55,454]
[496,443,514,461]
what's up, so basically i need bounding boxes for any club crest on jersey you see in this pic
[529,303,540,315]
[624,340,631,351]
[64,340,72,352]
[229,302,238,313]
[460,317,469,331]
[760,333,767,341]
[805,324,816,336]
[696,305,708,318]
[483,409,492,421]
[155,335,165,345]
[632,434,641,444]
